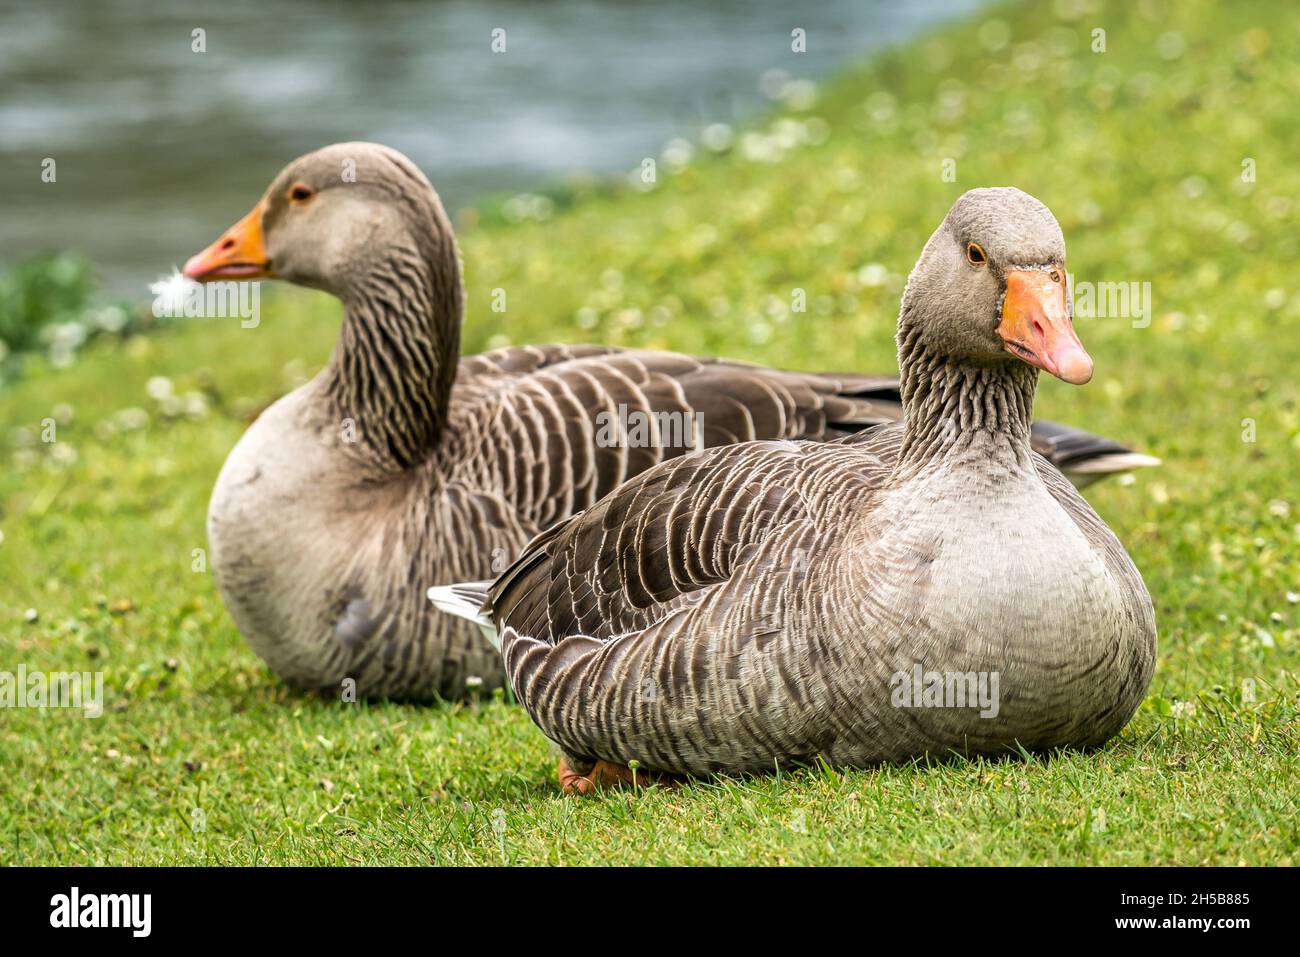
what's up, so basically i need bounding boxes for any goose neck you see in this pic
[322,237,463,472]
[894,317,1038,475]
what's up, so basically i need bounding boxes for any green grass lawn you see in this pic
[1,0,1297,865]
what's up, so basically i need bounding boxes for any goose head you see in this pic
[183,142,452,298]
[901,187,1092,385]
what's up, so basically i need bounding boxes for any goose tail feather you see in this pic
[427,582,500,651]
[1062,451,1162,486]
[1026,417,1160,486]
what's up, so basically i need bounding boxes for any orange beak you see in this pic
[183,199,273,281]
[997,269,1092,384]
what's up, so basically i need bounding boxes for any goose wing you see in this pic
[447,345,898,531]
[483,432,889,646]
[462,433,887,772]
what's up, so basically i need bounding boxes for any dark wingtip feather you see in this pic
[1029,419,1160,481]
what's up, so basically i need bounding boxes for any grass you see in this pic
[1,0,1298,865]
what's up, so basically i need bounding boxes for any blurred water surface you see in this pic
[0,0,975,294]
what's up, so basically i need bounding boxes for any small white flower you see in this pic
[88,305,128,333]
[782,79,817,111]
[857,263,889,287]
[701,123,733,152]
[182,392,209,418]
[1156,31,1186,61]
[114,408,150,431]
[661,138,693,169]
[146,376,174,401]
[758,68,790,100]
[49,443,77,466]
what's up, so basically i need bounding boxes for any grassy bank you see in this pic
[1,0,1297,864]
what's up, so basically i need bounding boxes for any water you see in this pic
[0,0,976,295]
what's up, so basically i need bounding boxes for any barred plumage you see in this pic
[451,188,1158,780]
[187,148,1155,701]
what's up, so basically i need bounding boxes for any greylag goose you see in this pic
[432,188,1158,790]
[183,143,1152,700]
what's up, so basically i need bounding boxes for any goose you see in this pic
[432,187,1158,791]
[184,143,1153,700]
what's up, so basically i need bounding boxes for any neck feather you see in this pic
[894,309,1038,474]
[323,231,462,472]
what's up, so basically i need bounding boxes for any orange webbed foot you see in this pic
[557,756,680,795]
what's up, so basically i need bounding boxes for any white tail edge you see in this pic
[1067,452,1163,475]
[427,582,501,652]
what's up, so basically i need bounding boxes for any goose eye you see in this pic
[966,243,987,266]
[288,183,316,204]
